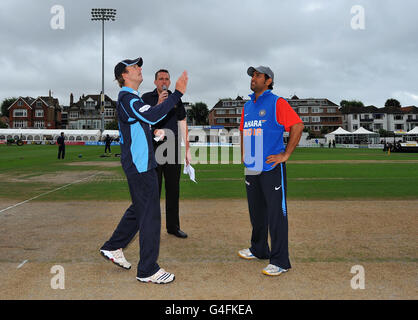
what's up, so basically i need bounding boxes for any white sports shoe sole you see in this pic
[262,265,288,276]
[238,249,256,260]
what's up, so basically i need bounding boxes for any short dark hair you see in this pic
[264,74,273,90]
[155,69,170,80]
[116,74,125,88]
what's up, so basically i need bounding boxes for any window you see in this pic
[34,121,45,128]
[301,116,310,123]
[70,111,79,119]
[395,124,403,130]
[374,114,383,120]
[299,107,308,114]
[104,108,115,117]
[217,118,226,124]
[394,115,403,120]
[13,120,27,128]
[13,109,27,117]
[35,109,44,117]
[353,125,358,130]
[86,101,96,108]
[217,109,226,115]
[311,116,320,123]
[36,101,43,107]
[312,107,321,113]
[327,108,336,113]
[353,114,358,120]
[17,100,23,106]
[374,123,383,130]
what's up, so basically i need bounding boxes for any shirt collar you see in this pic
[121,86,140,96]
[249,89,272,102]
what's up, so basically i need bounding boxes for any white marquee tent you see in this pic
[0,129,101,142]
[325,126,380,144]
[325,127,353,144]
[405,126,418,141]
[351,127,379,144]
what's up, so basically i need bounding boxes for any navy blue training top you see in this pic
[142,88,186,136]
[117,86,183,175]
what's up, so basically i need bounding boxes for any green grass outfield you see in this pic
[0,144,417,201]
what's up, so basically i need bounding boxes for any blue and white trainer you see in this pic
[262,264,288,276]
[238,248,256,260]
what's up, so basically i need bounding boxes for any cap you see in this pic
[247,66,274,84]
[114,57,143,79]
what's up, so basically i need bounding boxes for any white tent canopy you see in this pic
[329,127,352,135]
[407,127,418,134]
[0,129,101,142]
[352,127,377,135]
[102,130,120,138]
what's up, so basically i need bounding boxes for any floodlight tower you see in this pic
[90,8,116,132]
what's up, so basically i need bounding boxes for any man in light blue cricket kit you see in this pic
[239,65,304,276]
[100,57,188,284]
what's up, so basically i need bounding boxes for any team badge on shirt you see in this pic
[259,109,266,117]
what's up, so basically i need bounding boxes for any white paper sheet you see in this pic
[183,160,197,183]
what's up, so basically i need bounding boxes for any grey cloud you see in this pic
[0,0,417,110]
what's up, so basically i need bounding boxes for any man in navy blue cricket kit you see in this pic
[100,57,188,284]
[238,66,304,277]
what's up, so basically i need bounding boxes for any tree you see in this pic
[1,97,18,117]
[379,128,390,137]
[0,119,7,128]
[340,100,365,108]
[384,98,401,108]
[105,119,119,130]
[188,102,209,125]
[320,127,330,135]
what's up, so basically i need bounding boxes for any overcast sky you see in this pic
[1,0,417,110]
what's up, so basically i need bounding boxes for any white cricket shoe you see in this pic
[262,264,288,276]
[100,248,131,270]
[137,268,175,284]
[238,248,256,260]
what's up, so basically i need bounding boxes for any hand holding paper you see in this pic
[183,159,196,183]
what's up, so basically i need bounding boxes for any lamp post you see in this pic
[90,8,116,132]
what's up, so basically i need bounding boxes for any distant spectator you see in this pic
[57,132,65,159]
[104,134,112,154]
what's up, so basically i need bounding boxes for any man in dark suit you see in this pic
[142,69,191,239]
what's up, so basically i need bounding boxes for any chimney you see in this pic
[70,93,74,106]
[49,90,52,98]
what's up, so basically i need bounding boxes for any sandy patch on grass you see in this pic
[66,161,121,167]
[0,171,120,185]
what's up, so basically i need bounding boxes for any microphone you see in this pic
[162,85,168,92]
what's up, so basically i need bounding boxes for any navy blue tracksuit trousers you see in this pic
[245,163,291,270]
[101,169,161,278]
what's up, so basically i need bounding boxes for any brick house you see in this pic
[208,96,248,128]
[288,95,343,136]
[8,91,61,129]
